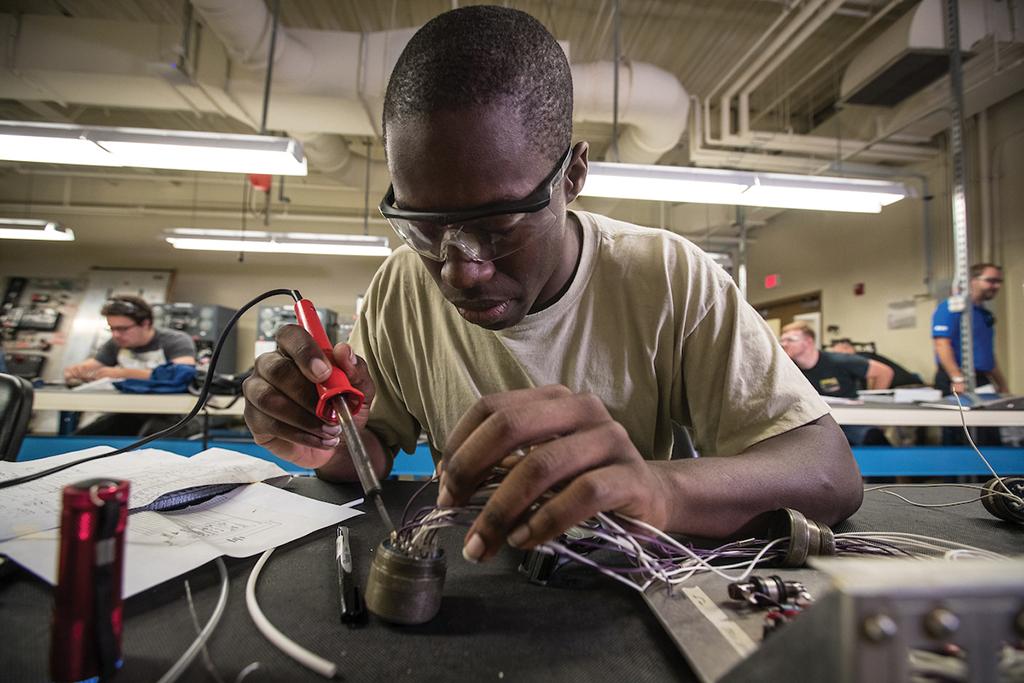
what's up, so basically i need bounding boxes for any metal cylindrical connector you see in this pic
[364,539,446,625]
[768,508,836,567]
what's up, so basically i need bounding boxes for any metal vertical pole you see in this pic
[363,139,372,236]
[259,0,281,135]
[736,206,748,300]
[943,0,975,396]
[611,0,621,162]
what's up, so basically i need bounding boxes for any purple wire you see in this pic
[392,469,908,582]
[400,473,441,526]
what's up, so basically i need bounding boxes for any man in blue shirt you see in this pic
[931,263,1008,396]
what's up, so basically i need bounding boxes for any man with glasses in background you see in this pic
[780,321,893,446]
[243,5,863,560]
[63,295,196,435]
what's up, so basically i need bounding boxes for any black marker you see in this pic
[336,526,366,626]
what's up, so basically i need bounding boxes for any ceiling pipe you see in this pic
[737,0,849,138]
[0,200,392,226]
[688,95,922,174]
[294,133,391,192]
[695,0,937,166]
[7,165,357,191]
[0,9,691,177]
[191,0,689,166]
[717,0,830,143]
[704,1,800,105]
[751,0,904,127]
[190,0,314,83]
[807,47,1024,173]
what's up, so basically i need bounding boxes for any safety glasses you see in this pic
[379,145,573,262]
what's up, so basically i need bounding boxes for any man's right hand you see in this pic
[64,362,94,383]
[242,325,376,469]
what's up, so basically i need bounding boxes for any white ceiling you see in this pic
[0,0,976,248]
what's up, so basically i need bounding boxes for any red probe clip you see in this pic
[293,299,364,423]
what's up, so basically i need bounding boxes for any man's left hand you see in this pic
[439,385,672,563]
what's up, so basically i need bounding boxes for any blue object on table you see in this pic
[114,363,197,394]
[853,446,1024,476]
[17,436,439,479]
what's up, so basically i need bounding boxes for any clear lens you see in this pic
[386,205,561,262]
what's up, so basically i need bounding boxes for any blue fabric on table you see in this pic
[114,363,197,394]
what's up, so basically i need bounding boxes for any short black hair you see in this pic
[101,295,152,325]
[382,5,573,165]
[970,262,1002,278]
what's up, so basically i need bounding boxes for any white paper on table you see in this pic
[0,447,289,542]
[820,396,863,406]
[0,482,364,597]
[70,377,119,392]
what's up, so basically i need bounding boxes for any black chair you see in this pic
[0,373,34,461]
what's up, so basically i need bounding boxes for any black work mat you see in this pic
[2,479,1020,682]
[1,478,691,682]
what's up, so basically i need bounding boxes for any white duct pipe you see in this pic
[0,4,699,173]
[295,133,391,191]
[193,0,690,166]
[0,201,392,226]
[190,0,409,139]
[573,60,688,163]
[190,0,315,83]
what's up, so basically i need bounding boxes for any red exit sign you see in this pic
[764,274,780,289]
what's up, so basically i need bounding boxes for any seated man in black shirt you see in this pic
[828,339,923,388]
[781,322,893,445]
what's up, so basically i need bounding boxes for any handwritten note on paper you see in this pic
[0,447,288,542]
[0,482,364,597]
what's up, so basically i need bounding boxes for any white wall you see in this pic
[2,93,1021,388]
[989,92,1024,393]
[0,165,395,373]
[0,216,386,372]
[747,90,1024,390]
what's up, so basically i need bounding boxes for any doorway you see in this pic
[755,292,822,342]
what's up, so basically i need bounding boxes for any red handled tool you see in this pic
[294,299,364,421]
[294,299,394,534]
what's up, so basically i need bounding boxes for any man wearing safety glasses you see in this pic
[243,6,862,561]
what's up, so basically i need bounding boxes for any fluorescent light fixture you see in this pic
[0,218,75,241]
[583,162,908,213]
[0,121,307,175]
[164,228,391,257]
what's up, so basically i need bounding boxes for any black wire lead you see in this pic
[0,288,302,490]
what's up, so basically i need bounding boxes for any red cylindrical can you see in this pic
[50,478,130,682]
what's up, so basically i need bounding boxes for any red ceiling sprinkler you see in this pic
[248,174,272,193]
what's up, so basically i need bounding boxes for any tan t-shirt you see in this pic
[350,211,828,462]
